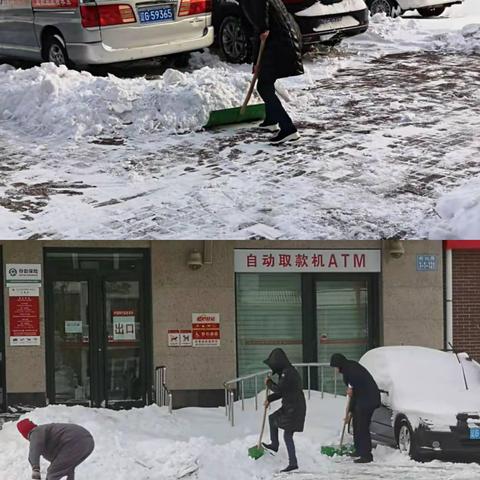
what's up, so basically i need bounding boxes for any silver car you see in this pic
[0,0,214,66]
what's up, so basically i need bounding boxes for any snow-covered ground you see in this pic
[0,1,479,239]
[1,392,480,480]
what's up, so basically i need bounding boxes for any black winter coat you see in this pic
[330,354,381,412]
[240,0,304,82]
[264,348,306,432]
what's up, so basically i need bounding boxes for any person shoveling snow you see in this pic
[262,348,307,473]
[240,0,304,144]
[330,353,381,464]
[17,419,95,480]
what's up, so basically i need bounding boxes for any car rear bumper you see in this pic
[417,428,480,459]
[296,8,369,45]
[67,25,214,65]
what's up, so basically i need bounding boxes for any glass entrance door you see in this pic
[315,276,377,392]
[104,280,143,406]
[51,280,91,404]
[45,250,150,408]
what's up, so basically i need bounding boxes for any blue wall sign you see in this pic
[416,255,438,272]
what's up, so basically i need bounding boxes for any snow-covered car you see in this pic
[213,0,369,64]
[360,346,480,461]
[366,0,463,18]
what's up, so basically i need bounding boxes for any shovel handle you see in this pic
[240,36,267,116]
[257,378,270,448]
[339,395,351,447]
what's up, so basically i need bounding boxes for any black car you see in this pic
[213,0,369,63]
[361,347,480,461]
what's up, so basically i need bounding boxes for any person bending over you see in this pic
[330,353,380,464]
[17,419,95,480]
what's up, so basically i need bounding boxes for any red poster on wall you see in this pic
[9,288,40,346]
[192,313,220,347]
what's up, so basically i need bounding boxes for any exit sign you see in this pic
[416,255,437,272]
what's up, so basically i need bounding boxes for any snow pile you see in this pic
[0,63,251,139]
[1,390,480,479]
[343,14,431,56]
[344,13,480,57]
[429,178,480,239]
[0,393,348,480]
[430,24,480,53]
[360,346,480,426]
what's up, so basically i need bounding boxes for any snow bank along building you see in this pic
[0,239,458,412]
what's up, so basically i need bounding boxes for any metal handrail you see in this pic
[155,366,173,414]
[223,362,338,426]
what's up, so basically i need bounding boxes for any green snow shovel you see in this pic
[204,37,267,129]
[321,396,355,457]
[248,386,269,460]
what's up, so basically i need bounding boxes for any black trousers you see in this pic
[257,78,295,132]
[352,406,376,459]
[269,411,298,466]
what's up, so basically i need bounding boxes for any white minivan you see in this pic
[0,0,214,66]
[366,0,463,17]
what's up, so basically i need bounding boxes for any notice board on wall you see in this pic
[9,287,41,346]
[192,313,220,347]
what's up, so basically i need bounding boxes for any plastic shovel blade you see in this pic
[204,104,265,128]
[321,444,354,457]
[248,444,266,460]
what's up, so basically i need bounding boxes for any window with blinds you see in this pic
[316,279,369,392]
[236,274,303,393]
[235,274,372,397]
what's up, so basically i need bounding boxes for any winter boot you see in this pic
[280,465,299,473]
[269,127,300,145]
[354,456,373,464]
[258,121,280,132]
[262,442,279,453]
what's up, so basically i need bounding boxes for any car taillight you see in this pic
[178,0,211,16]
[80,4,136,27]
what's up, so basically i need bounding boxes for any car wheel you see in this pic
[417,6,446,17]
[369,0,402,17]
[219,15,251,64]
[397,418,421,460]
[45,34,69,67]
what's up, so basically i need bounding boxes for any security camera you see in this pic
[389,239,405,259]
[187,249,203,270]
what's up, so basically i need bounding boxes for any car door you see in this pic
[370,392,397,447]
[0,0,38,56]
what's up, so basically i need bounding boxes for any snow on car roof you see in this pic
[360,346,480,423]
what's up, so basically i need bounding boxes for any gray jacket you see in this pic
[28,424,94,468]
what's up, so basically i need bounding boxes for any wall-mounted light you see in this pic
[187,249,203,270]
[388,239,405,259]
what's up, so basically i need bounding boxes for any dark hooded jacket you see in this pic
[264,348,306,432]
[240,0,304,82]
[330,353,381,412]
